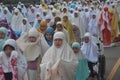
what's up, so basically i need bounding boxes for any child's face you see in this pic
[72,47,80,54]
[56,24,63,31]
[22,20,27,25]
[4,45,13,57]
[0,31,5,39]
[84,37,89,43]
[29,36,37,42]
[63,16,68,22]
[45,33,52,40]
[54,38,63,48]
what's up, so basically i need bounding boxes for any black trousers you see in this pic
[88,61,97,78]
[4,72,13,80]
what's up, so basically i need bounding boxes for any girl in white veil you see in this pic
[40,32,78,80]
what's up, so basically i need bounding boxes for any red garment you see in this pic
[11,57,18,80]
[0,65,5,80]
[0,55,18,80]
[99,10,112,46]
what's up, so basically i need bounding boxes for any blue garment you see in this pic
[44,27,54,46]
[35,23,40,30]
[14,30,21,37]
[75,59,89,80]
[0,27,9,51]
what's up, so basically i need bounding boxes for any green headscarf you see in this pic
[0,27,8,51]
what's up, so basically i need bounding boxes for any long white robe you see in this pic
[40,32,78,80]
[11,8,24,31]
[1,7,12,24]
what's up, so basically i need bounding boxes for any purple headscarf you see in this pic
[0,19,18,40]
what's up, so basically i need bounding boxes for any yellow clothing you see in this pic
[38,20,48,34]
[110,9,119,42]
[62,14,76,44]
[42,3,48,10]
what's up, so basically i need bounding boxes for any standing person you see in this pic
[99,6,112,46]
[55,22,70,44]
[72,42,89,80]
[0,27,8,51]
[38,20,48,34]
[88,13,99,37]
[11,8,24,34]
[21,18,32,35]
[110,4,119,42]
[81,32,99,79]
[0,39,27,80]
[72,23,81,44]
[2,7,12,24]
[44,27,54,46]
[17,27,49,80]
[27,7,36,26]
[40,32,78,80]
[62,14,76,44]
[0,19,18,40]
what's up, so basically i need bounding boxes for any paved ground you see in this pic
[104,46,120,80]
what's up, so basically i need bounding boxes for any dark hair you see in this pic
[3,45,15,51]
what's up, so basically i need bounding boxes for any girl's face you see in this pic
[40,25,46,31]
[63,16,68,22]
[4,45,14,57]
[84,37,89,43]
[29,36,37,42]
[54,38,63,48]
[72,47,80,54]
[0,23,7,27]
[45,33,52,40]
[56,24,63,31]
[14,12,18,16]
[0,31,5,39]
[92,15,96,19]
[22,20,27,25]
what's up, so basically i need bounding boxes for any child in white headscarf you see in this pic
[0,39,27,80]
[21,18,32,35]
[55,21,70,44]
[11,8,24,32]
[40,32,78,80]
[17,27,49,80]
[81,32,99,78]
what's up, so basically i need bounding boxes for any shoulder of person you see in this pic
[11,50,18,58]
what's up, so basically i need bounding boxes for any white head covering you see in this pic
[55,22,70,44]
[11,8,24,31]
[42,32,77,64]
[81,32,98,62]
[28,27,39,38]
[3,39,17,50]
[17,27,49,61]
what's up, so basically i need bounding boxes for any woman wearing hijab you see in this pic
[2,7,12,24]
[11,8,24,33]
[0,39,27,80]
[21,18,32,35]
[62,14,76,44]
[40,32,78,80]
[38,20,48,34]
[17,27,49,80]
[81,32,99,79]
[88,13,99,37]
[99,6,112,46]
[0,27,8,51]
[72,42,89,80]
[0,19,18,40]
[44,27,54,46]
[72,23,81,44]
[55,21,70,44]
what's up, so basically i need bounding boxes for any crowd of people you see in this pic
[0,0,120,80]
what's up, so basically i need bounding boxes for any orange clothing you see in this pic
[38,20,48,34]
